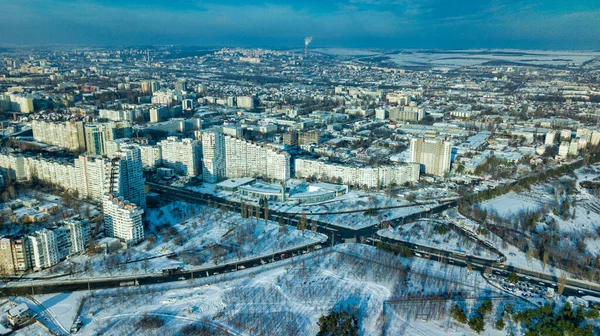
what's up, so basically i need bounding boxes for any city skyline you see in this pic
[0,0,599,49]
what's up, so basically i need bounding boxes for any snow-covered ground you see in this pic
[378,219,499,259]
[272,192,433,229]
[25,201,326,281]
[478,191,550,218]
[388,49,600,68]
[54,244,533,336]
[574,163,600,183]
[185,184,432,229]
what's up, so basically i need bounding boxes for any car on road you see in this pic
[578,290,585,295]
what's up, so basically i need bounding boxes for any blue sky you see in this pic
[1,0,599,49]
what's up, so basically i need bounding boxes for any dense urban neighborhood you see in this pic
[0,46,599,335]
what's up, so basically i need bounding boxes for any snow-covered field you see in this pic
[479,192,548,218]
[388,49,600,68]
[52,244,533,336]
[313,48,381,56]
[378,219,499,259]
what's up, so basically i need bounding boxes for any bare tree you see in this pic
[557,272,567,296]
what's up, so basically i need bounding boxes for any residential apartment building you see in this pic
[201,131,226,183]
[31,120,86,151]
[84,121,132,156]
[158,137,200,177]
[389,106,424,122]
[28,229,59,270]
[0,94,34,113]
[108,145,146,209]
[64,219,91,255]
[0,237,30,275]
[237,96,255,109]
[75,155,109,201]
[103,194,145,245]
[0,153,79,191]
[409,138,453,177]
[106,139,162,168]
[295,158,420,189]
[201,132,290,182]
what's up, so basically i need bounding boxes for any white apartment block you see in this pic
[569,140,579,156]
[201,132,225,183]
[295,159,420,189]
[75,155,109,201]
[545,130,557,146]
[0,153,26,180]
[1,150,144,205]
[105,138,133,159]
[106,139,162,168]
[108,145,146,209]
[103,194,145,245]
[0,154,79,191]
[592,131,600,146]
[236,96,255,109]
[28,229,59,270]
[158,137,200,177]
[3,94,34,113]
[99,109,135,122]
[558,141,570,158]
[31,120,86,151]
[201,132,290,182]
[409,138,452,177]
[139,145,162,168]
[224,136,290,181]
[64,219,91,255]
